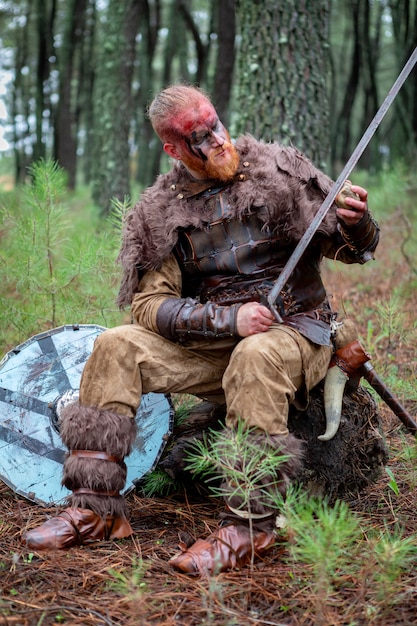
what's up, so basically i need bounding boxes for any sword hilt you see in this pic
[256,288,283,323]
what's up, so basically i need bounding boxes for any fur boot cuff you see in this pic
[59,402,137,518]
[222,430,304,519]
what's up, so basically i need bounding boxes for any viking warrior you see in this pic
[22,85,379,573]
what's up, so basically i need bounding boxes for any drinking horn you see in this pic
[318,321,370,442]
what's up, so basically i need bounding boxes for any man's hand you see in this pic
[236,301,275,337]
[336,184,368,226]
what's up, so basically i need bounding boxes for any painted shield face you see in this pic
[0,325,174,505]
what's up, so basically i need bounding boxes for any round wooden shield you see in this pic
[0,324,174,506]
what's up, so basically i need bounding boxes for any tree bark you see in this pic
[76,0,97,185]
[54,0,87,189]
[91,0,142,214]
[211,0,236,127]
[234,0,331,169]
[33,0,56,163]
[11,0,32,183]
[359,0,383,172]
[134,0,162,188]
[388,0,417,163]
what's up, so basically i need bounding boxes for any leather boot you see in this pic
[21,403,137,550]
[22,507,133,549]
[169,521,276,575]
[170,430,303,574]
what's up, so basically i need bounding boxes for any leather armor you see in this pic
[156,187,378,346]
[174,188,329,315]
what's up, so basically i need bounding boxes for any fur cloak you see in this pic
[116,135,337,308]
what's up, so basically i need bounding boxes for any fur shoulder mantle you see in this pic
[116,136,336,307]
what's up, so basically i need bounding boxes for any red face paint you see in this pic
[170,99,240,181]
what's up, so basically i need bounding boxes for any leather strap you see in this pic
[157,297,242,342]
[70,450,121,463]
[72,488,121,497]
[338,210,380,256]
[226,504,273,520]
[331,339,371,377]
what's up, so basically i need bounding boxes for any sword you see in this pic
[267,46,417,322]
[361,361,417,435]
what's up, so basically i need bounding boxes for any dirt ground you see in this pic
[1,410,417,626]
[1,214,417,626]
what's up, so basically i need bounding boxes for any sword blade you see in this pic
[267,46,417,321]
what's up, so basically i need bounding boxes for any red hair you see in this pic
[148,84,213,143]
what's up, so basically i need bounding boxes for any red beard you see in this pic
[181,141,240,182]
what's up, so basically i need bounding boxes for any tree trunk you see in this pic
[234,0,331,169]
[157,382,389,502]
[76,0,97,185]
[11,0,32,184]
[134,0,162,188]
[33,0,56,163]
[330,1,361,173]
[91,0,142,214]
[54,0,87,190]
[388,0,417,163]
[178,0,210,85]
[211,0,236,128]
[358,0,383,173]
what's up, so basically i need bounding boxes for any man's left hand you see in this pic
[336,184,368,226]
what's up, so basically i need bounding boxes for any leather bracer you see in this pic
[338,211,380,261]
[156,297,242,342]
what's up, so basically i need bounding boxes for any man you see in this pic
[22,84,379,573]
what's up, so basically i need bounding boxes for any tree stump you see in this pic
[155,382,389,501]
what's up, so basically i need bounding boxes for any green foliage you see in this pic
[138,467,179,498]
[385,466,400,495]
[352,162,410,222]
[395,435,417,489]
[0,159,125,354]
[107,557,154,626]
[172,394,200,426]
[108,556,149,599]
[362,526,417,616]
[186,420,289,514]
[365,293,416,352]
[276,488,417,621]
[108,195,132,234]
[284,490,363,597]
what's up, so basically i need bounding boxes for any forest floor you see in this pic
[1,207,417,626]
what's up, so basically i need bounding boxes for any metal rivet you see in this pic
[243,161,250,167]
[170,184,176,191]
[238,174,246,181]
[177,193,184,199]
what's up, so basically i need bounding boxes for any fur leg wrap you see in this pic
[221,430,304,520]
[170,428,304,575]
[59,402,137,519]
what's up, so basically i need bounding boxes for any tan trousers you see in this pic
[79,324,332,436]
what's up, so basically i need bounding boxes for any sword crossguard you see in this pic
[255,287,284,323]
[269,303,284,323]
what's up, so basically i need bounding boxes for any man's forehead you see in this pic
[174,101,217,135]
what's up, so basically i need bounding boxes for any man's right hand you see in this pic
[236,302,275,337]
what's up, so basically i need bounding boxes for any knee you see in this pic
[94,327,121,348]
[93,326,135,353]
[230,334,282,366]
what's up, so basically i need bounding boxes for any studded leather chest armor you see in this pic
[174,189,328,318]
